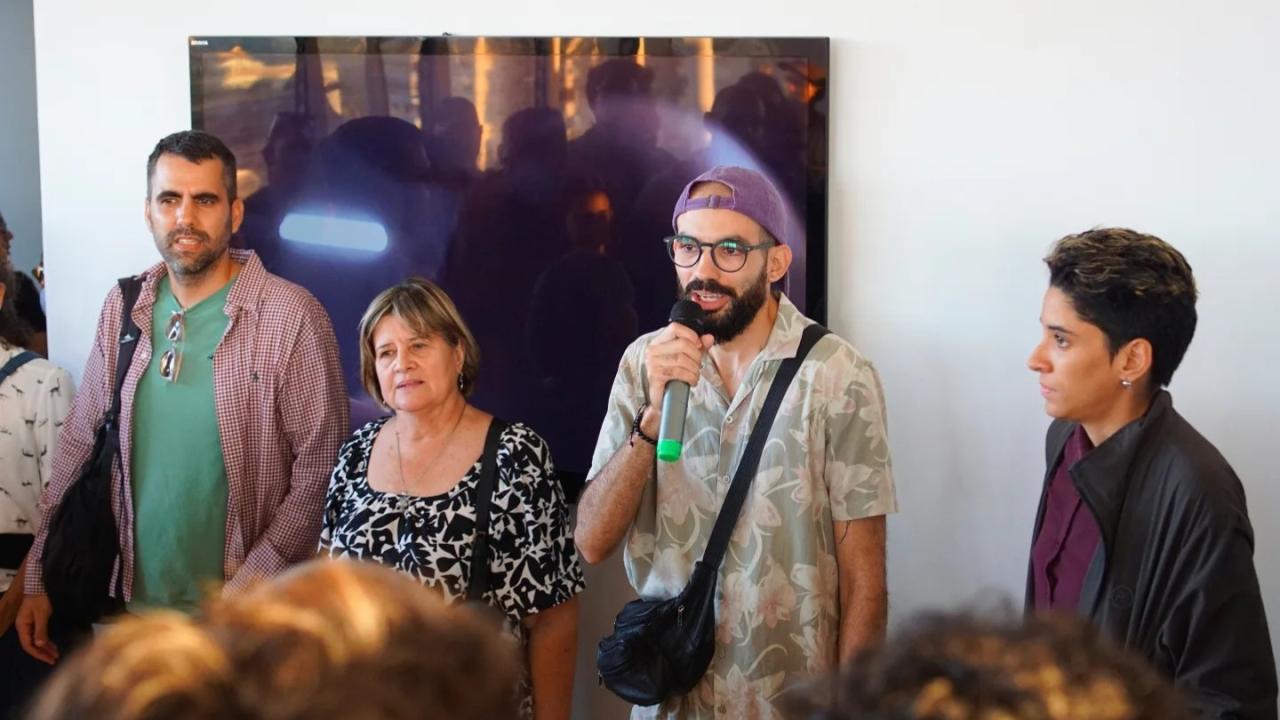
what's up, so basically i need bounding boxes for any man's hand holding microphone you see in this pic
[642,300,712,462]
[574,299,711,564]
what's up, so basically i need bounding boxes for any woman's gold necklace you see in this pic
[393,405,467,500]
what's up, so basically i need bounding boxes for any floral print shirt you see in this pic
[589,295,898,719]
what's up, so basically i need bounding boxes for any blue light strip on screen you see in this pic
[278,212,389,253]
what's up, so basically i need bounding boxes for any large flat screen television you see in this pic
[189,35,829,498]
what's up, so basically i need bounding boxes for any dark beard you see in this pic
[159,222,229,279]
[681,266,769,344]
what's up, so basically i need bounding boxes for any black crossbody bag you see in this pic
[597,323,829,706]
[41,276,143,633]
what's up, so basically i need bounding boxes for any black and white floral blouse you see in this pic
[319,417,585,717]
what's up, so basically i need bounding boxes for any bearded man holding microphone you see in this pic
[577,166,898,720]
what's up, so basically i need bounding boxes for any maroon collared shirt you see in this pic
[1032,425,1101,612]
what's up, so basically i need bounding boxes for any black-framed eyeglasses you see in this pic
[663,234,775,273]
[158,310,185,383]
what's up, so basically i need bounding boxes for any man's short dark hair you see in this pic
[788,609,1191,720]
[1045,227,1198,389]
[147,130,239,201]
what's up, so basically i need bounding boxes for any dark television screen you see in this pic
[189,36,829,498]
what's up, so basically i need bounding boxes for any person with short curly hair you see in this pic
[27,559,521,720]
[1026,228,1275,718]
[788,609,1192,720]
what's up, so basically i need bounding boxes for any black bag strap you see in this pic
[467,417,509,602]
[108,277,145,429]
[0,351,39,387]
[699,323,829,571]
[108,276,144,599]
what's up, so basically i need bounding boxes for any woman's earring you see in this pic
[1121,378,1133,389]
[457,373,465,393]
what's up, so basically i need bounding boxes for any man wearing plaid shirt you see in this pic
[14,131,348,666]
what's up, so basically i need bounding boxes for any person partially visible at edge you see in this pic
[0,248,74,716]
[0,210,48,357]
[26,559,521,720]
[576,165,897,719]
[1026,227,1276,718]
[319,278,583,720]
[15,130,348,669]
[787,608,1194,720]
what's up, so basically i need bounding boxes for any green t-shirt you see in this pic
[128,275,233,612]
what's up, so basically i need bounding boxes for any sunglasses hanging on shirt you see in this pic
[158,309,185,383]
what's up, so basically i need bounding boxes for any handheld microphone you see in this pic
[657,299,705,463]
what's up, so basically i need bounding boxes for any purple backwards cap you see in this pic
[671,166,791,246]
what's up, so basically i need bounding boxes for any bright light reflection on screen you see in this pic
[278,212,389,253]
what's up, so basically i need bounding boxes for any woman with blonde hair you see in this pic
[320,278,583,720]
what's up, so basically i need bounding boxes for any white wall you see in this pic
[0,0,43,276]
[33,0,1280,716]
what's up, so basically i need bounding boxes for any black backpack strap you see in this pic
[108,277,145,429]
[108,276,144,600]
[700,323,829,570]
[0,351,39,387]
[467,417,509,602]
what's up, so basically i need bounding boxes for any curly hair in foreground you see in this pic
[27,560,520,720]
[787,609,1190,720]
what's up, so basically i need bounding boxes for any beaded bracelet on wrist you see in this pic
[630,401,657,447]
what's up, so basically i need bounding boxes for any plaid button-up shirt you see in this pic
[27,249,348,598]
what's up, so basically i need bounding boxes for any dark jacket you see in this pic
[1026,391,1277,719]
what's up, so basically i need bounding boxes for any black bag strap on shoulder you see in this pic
[467,417,509,602]
[106,276,144,598]
[109,277,145,430]
[699,323,828,572]
[0,351,39,387]
[594,323,830,706]
[41,275,145,633]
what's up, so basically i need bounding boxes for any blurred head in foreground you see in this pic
[27,559,520,720]
[787,609,1190,720]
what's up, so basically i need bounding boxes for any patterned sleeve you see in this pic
[490,425,585,621]
[318,431,360,553]
[587,337,649,480]
[34,366,75,519]
[823,347,898,521]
